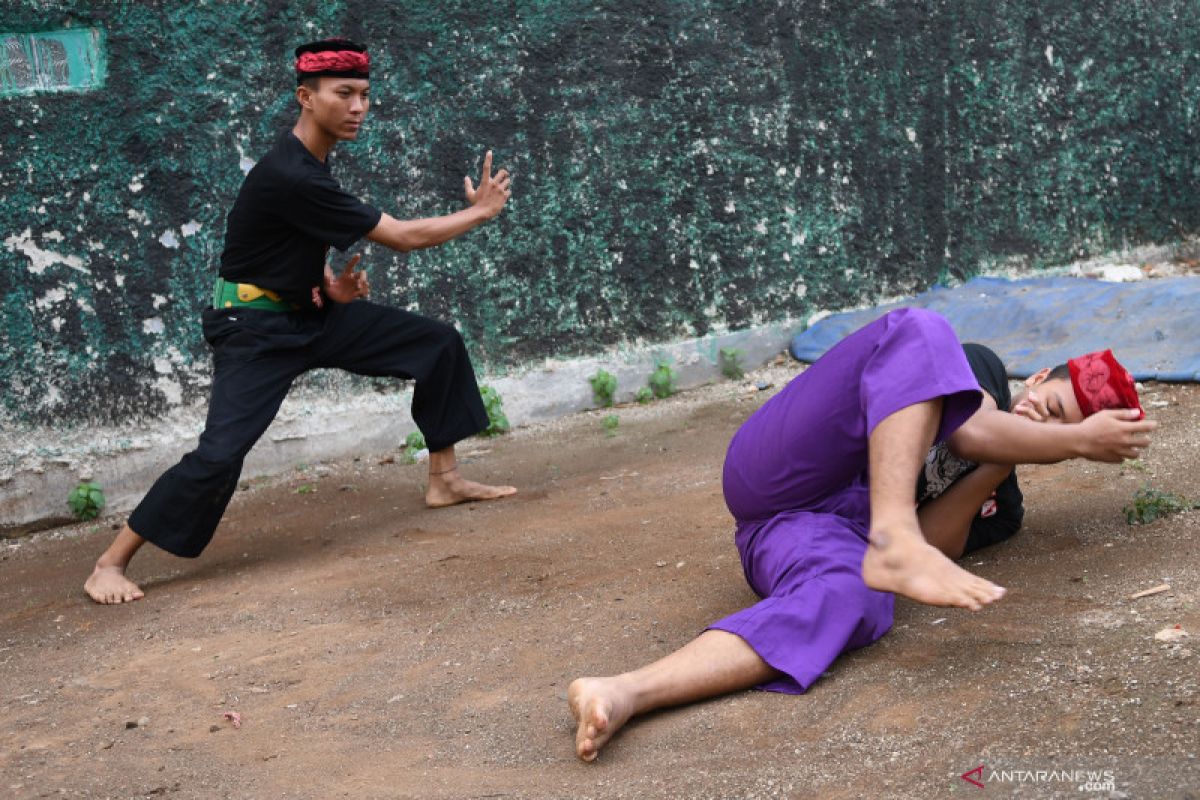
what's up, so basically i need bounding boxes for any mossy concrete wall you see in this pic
[3,0,1199,433]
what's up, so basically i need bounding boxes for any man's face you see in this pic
[301,77,370,140]
[1010,371,1084,424]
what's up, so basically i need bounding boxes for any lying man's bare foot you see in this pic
[425,467,517,508]
[569,676,637,762]
[862,525,1005,611]
[84,564,145,605]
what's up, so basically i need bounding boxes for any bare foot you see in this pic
[84,564,144,605]
[861,526,1005,611]
[425,468,517,508]
[568,677,637,762]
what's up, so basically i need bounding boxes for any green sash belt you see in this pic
[212,277,296,311]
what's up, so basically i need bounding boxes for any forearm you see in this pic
[918,463,1013,559]
[367,207,489,252]
[948,410,1083,464]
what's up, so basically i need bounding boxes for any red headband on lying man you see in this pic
[1067,349,1144,419]
[295,39,369,82]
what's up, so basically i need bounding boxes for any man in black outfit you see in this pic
[86,39,516,604]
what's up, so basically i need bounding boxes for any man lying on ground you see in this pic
[86,39,516,604]
[568,308,1153,761]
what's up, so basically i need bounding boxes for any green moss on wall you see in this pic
[2,0,1198,427]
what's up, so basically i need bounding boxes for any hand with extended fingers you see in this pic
[1076,408,1157,462]
[312,253,370,308]
[464,150,512,219]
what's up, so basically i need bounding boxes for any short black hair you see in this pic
[1047,363,1069,381]
[294,38,367,58]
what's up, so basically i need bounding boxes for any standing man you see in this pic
[568,308,1155,761]
[86,39,516,604]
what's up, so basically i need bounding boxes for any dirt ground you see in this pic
[2,365,1198,800]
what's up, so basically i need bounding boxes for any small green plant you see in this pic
[401,430,427,464]
[68,481,106,521]
[296,484,317,494]
[589,368,618,408]
[1123,485,1194,525]
[601,413,620,435]
[719,347,745,380]
[647,360,677,400]
[480,385,510,436]
[635,386,654,404]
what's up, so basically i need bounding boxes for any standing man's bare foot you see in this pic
[84,524,148,604]
[568,677,637,762]
[862,523,1005,611]
[426,467,517,508]
[424,446,516,508]
[84,564,144,604]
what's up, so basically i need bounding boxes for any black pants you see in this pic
[129,301,488,557]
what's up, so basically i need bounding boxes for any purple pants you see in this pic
[709,308,982,693]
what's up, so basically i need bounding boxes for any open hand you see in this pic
[1076,408,1157,462]
[1011,389,1051,422]
[464,150,512,219]
[315,254,369,307]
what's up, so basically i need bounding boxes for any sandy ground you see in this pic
[2,365,1198,800]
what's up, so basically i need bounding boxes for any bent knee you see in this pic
[427,319,468,354]
[884,306,952,336]
[431,318,461,342]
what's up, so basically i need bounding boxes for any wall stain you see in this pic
[2,0,1199,431]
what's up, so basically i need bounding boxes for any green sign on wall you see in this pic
[0,28,105,96]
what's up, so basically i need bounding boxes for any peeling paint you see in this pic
[35,287,67,309]
[5,228,88,274]
[152,376,183,404]
[1,0,1199,436]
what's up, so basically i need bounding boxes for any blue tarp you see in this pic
[790,276,1200,381]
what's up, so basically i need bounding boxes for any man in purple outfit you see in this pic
[568,307,1155,761]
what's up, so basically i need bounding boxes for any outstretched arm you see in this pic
[948,406,1155,465]
[366,150,512,252]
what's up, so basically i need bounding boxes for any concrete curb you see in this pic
[0,320,798,535]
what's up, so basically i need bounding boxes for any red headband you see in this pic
[295,50,370,76]
[1067,349,1144,419]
